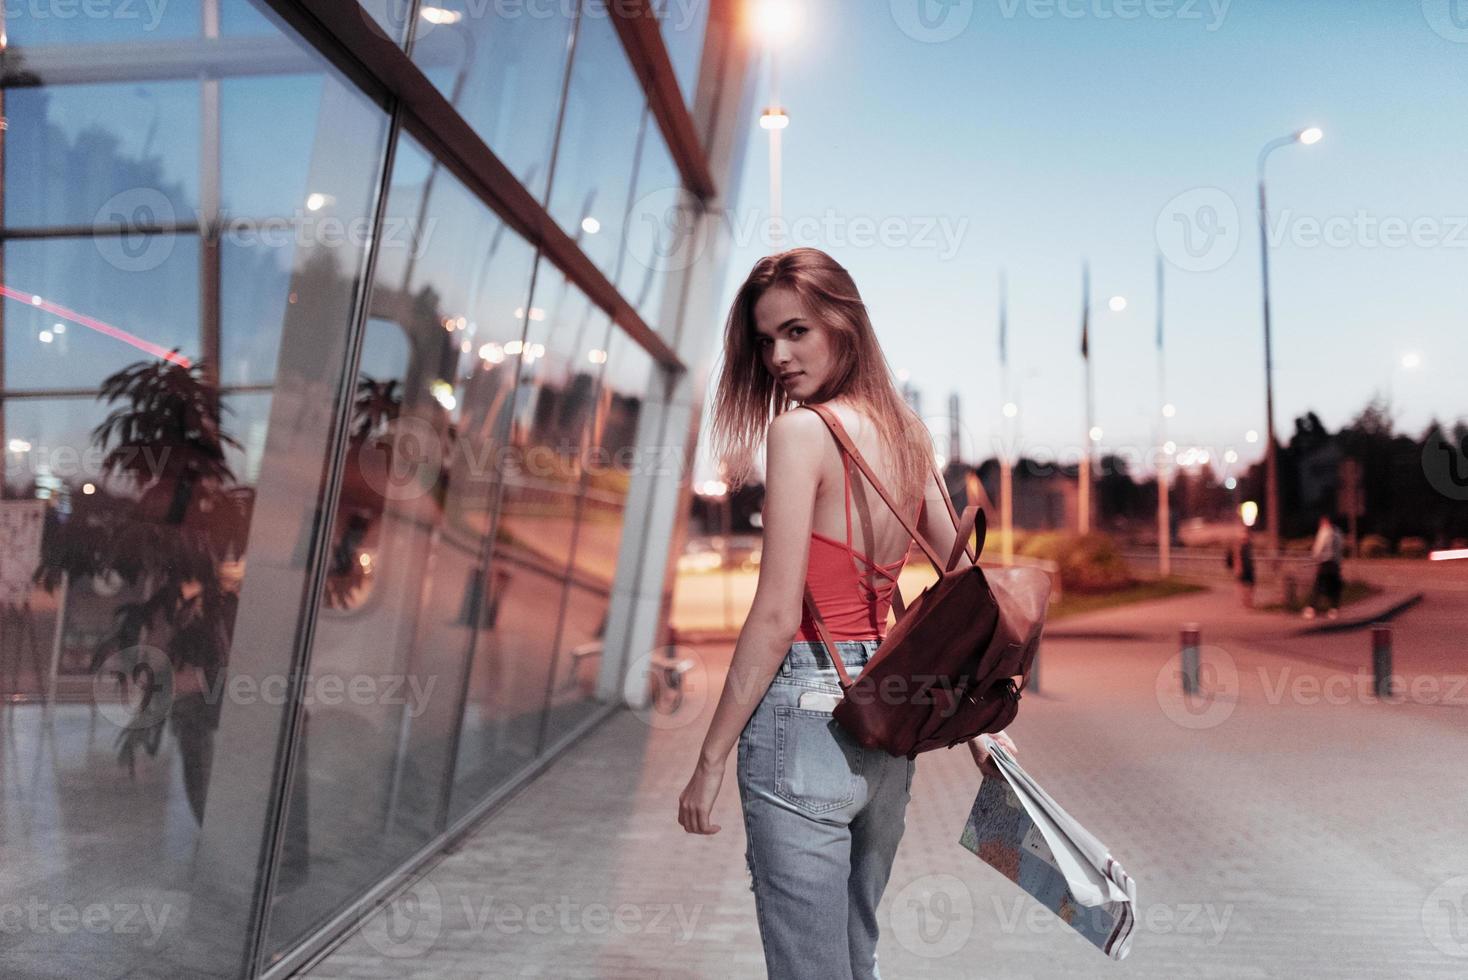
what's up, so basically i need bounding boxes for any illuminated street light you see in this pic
[753,0,800,43]
[1108,296,1127,313]
[759,107,789,130]
[420,6,463,25]
[1257,123,1325,553]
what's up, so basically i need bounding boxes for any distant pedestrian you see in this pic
[1303,513,1344,620]
[1226,524,1255,609]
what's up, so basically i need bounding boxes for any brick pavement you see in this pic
[299,597,1468,979]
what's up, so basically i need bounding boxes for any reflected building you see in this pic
[0,2,755,976]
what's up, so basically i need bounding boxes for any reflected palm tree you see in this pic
[322,373,405,609]
[35,355,249,825]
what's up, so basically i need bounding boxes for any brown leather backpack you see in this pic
[799,403,1052,759]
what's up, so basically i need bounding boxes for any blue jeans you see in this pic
[737,639,915,980]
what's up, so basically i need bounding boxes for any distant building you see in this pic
[975,459,1081,531]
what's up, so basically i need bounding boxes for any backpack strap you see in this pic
[797,403,984,689]
[800,404,942,565]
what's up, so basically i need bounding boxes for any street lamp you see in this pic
[1257,125,1324,555]
[754,1,798,248]
[1074,259,1127,536]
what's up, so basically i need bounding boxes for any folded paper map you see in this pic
[958,735,1138,960]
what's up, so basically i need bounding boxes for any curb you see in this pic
[1042,629,1156,641]
[1288,591,1424,636]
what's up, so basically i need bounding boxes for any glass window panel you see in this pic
[656,0,709,105]
[219,236,294,388]
[221,74,333,219]
[540,325,657,745]
[545,9,645,280]
[541,578,612,739]
[408,1,574,205]
[264,132,540,959]
[358,0,415,47]
[618,112,688,336]
[4,82,201,229]
[0,19,389,980]
[221,0,279,36]
[3,3,199,46]
[447,262,606,814]
[3,236,201,392]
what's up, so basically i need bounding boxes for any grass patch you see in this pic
[1260,579,1383,614]
[1048,577,1207,621]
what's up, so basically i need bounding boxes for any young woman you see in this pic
[677,247,1017,978]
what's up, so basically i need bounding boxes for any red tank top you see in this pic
[794,447,922,643]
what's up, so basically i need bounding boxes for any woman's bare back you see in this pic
[807,401,921,569]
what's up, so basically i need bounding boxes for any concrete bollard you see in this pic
[1371,623,1393,699]
[1180,623,1201,695]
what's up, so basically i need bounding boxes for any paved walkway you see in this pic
[298,582,1468,978]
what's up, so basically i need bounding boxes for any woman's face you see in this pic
[752,286,836,401]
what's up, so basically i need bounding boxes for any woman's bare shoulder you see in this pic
[768,405,827,446]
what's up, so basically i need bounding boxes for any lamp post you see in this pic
[1155,253,1171,577]
[1080,258,1133,536]
[755,1,797,246]
[1256,125,1323,555]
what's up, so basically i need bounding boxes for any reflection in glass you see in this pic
[618,111,689,336]
[409,0,574,205]
[5,82,201,229]
[656,0,710,105]
[264,132,540,958]
[0,13,389,979]
[448,264,603,814]
[539,325,658,748]
[545,10,646,279]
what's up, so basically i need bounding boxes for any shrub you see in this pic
[1397,537,1428,559]
[1018,531,1132,593]
[1359,534,1391,559]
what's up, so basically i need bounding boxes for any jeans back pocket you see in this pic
[773,706,862,814]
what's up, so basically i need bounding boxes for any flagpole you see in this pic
[998,270,1014,566]
[1156,253,1171,577]
[1079,261,1093,535]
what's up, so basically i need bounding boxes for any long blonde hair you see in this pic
[707,247,934,504]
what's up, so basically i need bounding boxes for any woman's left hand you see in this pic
[678,758,726,835]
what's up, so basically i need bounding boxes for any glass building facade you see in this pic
[0,1,754,977]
